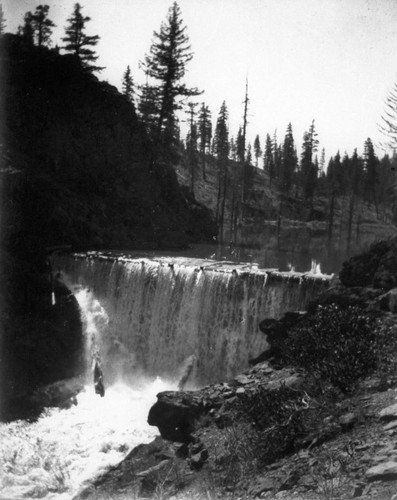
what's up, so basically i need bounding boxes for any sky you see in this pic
[4,0,397,162]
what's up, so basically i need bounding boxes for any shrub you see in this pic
[339,239,397,289]
[235,384,312,464]
[283,304,387,392]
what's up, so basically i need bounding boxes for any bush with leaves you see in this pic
[339,238,397,289]
[235,384,312,464]
[282,304,390,392]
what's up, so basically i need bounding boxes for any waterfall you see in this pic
[51,253,331,386]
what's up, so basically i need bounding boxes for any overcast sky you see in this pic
[4,0,397,161]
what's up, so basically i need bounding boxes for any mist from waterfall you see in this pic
[0,284,177,500]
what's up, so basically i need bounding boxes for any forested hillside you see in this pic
[175,113,397,268]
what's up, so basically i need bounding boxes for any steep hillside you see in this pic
[1,34,216,260]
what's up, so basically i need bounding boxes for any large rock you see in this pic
[379,403,397,421]
[148,366,307,443]
[148,391,205,443]
[366,461,397,481]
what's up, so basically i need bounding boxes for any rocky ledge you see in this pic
[148,362,305,444]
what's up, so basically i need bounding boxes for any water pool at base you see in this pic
[0,378,176,499]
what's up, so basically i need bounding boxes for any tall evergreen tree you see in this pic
[214,102,229,165]
[62,3,103,72]
[229,137,237,161]
[236,127,245,163]
[198,103,212,180]
[240,78,249,162]
[0,4,6,35]
[319,147,326,177]
[31,5,55,47]
[246,143,252,166]
[186,102,199,192]
[300,120,319,201]
[363,137,379,208]
[273,130,283,182]
[122,65,135,105]
[253,134,262,167]
[214,101,229,234]
[138,73,160,136]
[346,149,362,254]
[263,133,275,187]
[281,123,297,193]
[142,2,200,154]
[19,12,34,45]
[326,154,338,244]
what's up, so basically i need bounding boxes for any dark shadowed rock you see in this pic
[147,391,204,443]
[366,461,397,481]
[379,403,397,421]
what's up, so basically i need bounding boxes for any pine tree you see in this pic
[319,148,326,177]
[19,12,34,45]
[214,102,229,165]
[186,102,199,192]
[326,155,337,244]
[214,101,229,235]
[246,143,252,166]
[0,4,6,35]
[236,127,245,163]
[229,137,237,162]
[62,3,103,72]
[31,5,55,47]
[281,123,297,193]
[253,134,262,167]
[138,73,160,136]
[263,133,275,188]
[301,120,319,201]
[273,130,282,181]
[122,65,135,105]
[363,137,379,209]
[142,2,200,154]
[240,78,249,162]
[346,149,362,254]
[198,103,212,180]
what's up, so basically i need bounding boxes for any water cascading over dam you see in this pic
[51,252,332,386]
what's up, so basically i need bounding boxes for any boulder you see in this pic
[147,391,204,443]
[379,403,397,421]
[365,461,397,481]
[189,447,209,470]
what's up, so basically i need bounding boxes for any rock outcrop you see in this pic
[148,361,308,442]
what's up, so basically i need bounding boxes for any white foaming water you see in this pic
[0,284,177,499]
[0,378,175,499]
[310,259,322,275]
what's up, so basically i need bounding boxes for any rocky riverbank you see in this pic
[71,238,397,499]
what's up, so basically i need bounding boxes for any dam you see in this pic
[51,251,332,386]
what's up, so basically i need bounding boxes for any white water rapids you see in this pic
[0,287,177,500]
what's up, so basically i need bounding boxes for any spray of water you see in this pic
[0,286,176,499]
[310,259,322,275]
